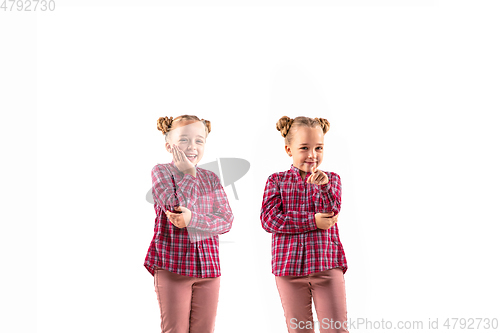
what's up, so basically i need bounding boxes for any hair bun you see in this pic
[157,116,174,135]
[315,117,330,134]
[201,119,212,134]
[276,116,294,138]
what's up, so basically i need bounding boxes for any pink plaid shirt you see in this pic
[144,161,234,278]
[260,164,347,276]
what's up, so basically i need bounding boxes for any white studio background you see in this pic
[1,1,499,332]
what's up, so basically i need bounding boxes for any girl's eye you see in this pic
[316,147,323,150]
[179,139,187,142]
[301,147,308,150]
[197,141,204,144]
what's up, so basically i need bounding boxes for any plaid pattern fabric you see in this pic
[260,164,347,276]
[144,161,234,278]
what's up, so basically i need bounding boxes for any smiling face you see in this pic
[285,125,324,180]
[165,120,207,166]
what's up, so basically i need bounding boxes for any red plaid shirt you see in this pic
[144,161,234,278]
[260,164,347,276]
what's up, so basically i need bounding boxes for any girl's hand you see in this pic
[172,144,196,177]
[306,165,328,185]
[315,212,338,230]
[166,206,192,228]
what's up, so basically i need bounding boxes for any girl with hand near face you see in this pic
[144,115,234,333]
[260,116,349,333]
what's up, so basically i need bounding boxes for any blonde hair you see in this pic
[157,115,211,142]
[276,116,330,145]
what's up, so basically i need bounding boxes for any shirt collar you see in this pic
[169,160,199,173]
[290,163,311,181]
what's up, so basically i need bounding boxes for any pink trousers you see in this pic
[275,268,349,333]
[154,268,220,333]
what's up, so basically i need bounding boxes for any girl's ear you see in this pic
[165,142,172,153]
[284,145,291,156]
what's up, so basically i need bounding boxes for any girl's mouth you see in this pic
[186,154,197,161]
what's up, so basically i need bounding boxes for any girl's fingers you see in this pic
[179,148,187,162]
[175,145,180,160]
[175,146,184,162]
[175,145,181,161]
[318,172,328,184]
[172,144,178,161]
[307,173,317,184]
[306,168,329,184]
[177,146,187,163]
[313,174,319,183]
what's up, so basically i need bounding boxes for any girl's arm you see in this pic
[316,173,342,214]
[260,174,318,234]
[151,164,199,213]
[186,173,234,235]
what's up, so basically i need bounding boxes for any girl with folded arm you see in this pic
[144,115,234,333]
[260,116,349,333]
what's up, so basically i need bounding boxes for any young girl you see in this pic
[260,116,349,333]
[144,115,234,333]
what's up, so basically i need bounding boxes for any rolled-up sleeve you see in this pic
[316,173,342,215]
